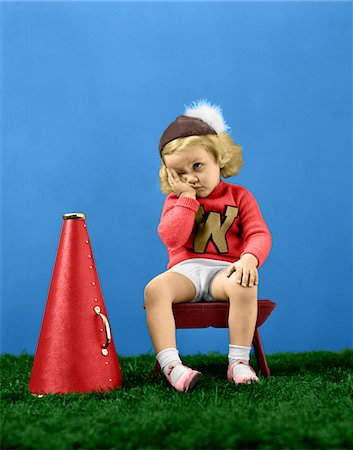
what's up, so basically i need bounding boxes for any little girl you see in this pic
[144,100,272,392]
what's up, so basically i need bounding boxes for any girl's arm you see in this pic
[158,195,199,249]
[238,189,272,268]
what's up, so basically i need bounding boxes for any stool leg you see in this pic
[153,360,160,378]
[252,328,271,378]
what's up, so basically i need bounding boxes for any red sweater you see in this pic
[158,180,272,269]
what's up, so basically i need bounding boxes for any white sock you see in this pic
[228,344,254,376]
[156,348,188,385]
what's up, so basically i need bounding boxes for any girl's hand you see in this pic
[166,168,196,198]
[225,254,259,288]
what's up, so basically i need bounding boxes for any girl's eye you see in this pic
[193,163,202,170]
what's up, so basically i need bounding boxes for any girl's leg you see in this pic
[210,270,258,346]
[144,272,202,391]
[144,271,196,354]
[210,270,259,383]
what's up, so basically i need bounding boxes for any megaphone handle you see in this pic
[94,306,112,356]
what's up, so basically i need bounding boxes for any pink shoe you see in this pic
[227,360,259,384]
[166,362,202,392]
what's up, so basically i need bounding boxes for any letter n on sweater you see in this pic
[194,206,239,253]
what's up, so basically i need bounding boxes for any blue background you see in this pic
[1,1,352,357]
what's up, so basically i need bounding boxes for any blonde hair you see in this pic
[159,133,243,194]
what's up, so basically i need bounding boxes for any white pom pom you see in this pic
[184,99,230,134]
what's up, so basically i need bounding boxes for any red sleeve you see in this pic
[238,189,272,268]
[158,195,200,249]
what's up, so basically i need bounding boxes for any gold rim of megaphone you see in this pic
[63,213,86,220]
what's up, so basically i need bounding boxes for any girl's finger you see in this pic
[167,168,175,178]
[226,265,236,278]
[249,270,256,287]
[167,171,175,186]
[236,267,243,284]
[242,268,250,287]
[171,169,180,181]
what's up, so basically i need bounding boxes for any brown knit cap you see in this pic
[158,115,217,155]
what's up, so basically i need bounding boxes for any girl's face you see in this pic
[163,146,221,198]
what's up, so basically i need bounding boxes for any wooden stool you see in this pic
[145,300,276,378]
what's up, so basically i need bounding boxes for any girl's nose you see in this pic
[183,174,198,184]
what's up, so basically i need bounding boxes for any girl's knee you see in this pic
[144,279,160,305]
[144,276,172,306]
[225,275,258,300]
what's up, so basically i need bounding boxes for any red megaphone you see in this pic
[29,213,123,394]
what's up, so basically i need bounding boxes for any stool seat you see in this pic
[172,300,275,329]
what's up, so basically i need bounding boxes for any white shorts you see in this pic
[168,258,232,302]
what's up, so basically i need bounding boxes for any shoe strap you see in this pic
[233,359,249,366]
[166,362,184,377]
[230,360,256,374]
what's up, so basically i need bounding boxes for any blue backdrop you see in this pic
[1,1,352,357]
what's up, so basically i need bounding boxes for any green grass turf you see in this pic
[1,350,352,449]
